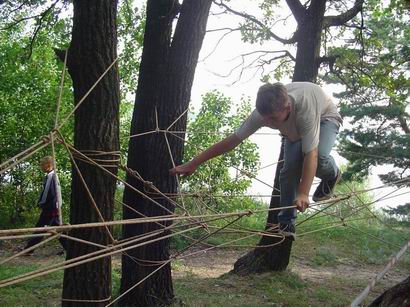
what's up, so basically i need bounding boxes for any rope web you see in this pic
[0,57,409,306]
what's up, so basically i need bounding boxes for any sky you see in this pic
[184,1,409,209]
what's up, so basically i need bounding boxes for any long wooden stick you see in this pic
[52,49,68,225]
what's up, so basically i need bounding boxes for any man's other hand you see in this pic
[169,161,198,177]
[294,193,310,212]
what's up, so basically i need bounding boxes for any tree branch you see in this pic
[209,50,295,84]
[7,0,30,14]
[200,27,240,61]
[231,50,296,62]
[323,0,364,28]
[206,27,240,33]
[213,0,297,44]
[2,0,59,30]
[285,0,306,23]
[398,115,410,134]
[26,0,60,59]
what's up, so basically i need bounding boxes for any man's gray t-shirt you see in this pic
[235,82,343,153]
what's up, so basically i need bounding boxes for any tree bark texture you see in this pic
[292,0,327,82]
[62,1,120,306]
[120,0,212,306]
[233,141,294,274]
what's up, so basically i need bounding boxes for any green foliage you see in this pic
[182,91,260,204]
[238,0,281,45]
[382,203,410,222]
[0,26,73,227]
[0,1,72,58]
[0,1,145,228]
[118,1,145,96]
[117,2,145,159]
[324,0,410,186]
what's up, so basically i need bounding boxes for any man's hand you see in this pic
[294,193,310,212]
[169,161,198,177]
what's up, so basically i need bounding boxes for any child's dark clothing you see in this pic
[25,170,66,251]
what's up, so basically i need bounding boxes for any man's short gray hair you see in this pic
[255,82,289,115]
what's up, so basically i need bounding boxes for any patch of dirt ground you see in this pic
[174,248,407,284]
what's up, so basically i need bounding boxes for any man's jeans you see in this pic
[278,120,340,225]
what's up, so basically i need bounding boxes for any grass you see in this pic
[0,263,63,307]
[173,272,355,307]
[293,215,410,267]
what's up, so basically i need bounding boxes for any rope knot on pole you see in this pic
[244,210,253,217]
[143,180,154,192]
[41,135,53,144]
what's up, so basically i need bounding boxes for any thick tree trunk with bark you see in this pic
[292,0,326,82]
[62,1,119,306]
[120,0,212,306]
[233,0,362,275]
[233,141,294,274]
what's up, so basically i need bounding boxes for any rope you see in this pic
[59,132,116,243]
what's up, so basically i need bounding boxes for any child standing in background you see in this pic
[24,156,66,254]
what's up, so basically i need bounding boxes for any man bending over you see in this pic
[170,82,342,237]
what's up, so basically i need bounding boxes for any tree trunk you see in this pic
[369,276,410,307]
[62,1,119,306]
[120,0,212,306]
[232,0,327,275]
[233,141,294,274]
[292,0,327,82]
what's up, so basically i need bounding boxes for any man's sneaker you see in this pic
[279,223,296,240]
[313,169,342,202]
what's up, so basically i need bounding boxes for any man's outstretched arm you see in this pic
[169,134,242,176]
[295,148,318,212]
